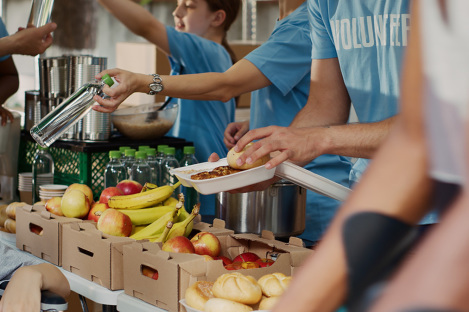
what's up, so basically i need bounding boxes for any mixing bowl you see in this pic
[111,102,178,140]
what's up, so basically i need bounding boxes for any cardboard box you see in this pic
[15,204,86,266]
[123,228,312,312]
[61,222,136,290]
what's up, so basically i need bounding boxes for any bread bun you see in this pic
[5,202,26,220]
[212,272,262,305]
[258,273,292,297]
[227,143,269,170]
[259,295,280,310]
[184,281,214,311]
[204,298,253,312]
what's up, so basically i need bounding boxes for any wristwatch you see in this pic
[148,74,163,95]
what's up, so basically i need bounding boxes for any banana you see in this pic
[149,221,173,243]
[163,196,179,207]
[132,225,147,235]
[141,182,159,192]
[130,202,181,240]
[164,203,200,242]
[117,205,177,225]
[108,181,181,209]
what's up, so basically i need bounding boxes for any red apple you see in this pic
[65,183,94,204]
[61,189,91,219]
[116,180,143,195]
[225,261,243,270]
[97,208,132,237]
[29,224,43,236]
[241,261,260,269]
[201,255,214,261]
[190,231,221,257]
[87,202,109,222]
[232,252,260,263]
[45,196,64,216]
[99,187,123,204]
[162,236,195,254]
[142,266,159,280]
[255,258,275,268]
[213,256,233,266]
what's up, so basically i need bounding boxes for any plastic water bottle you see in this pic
[180,146,199,210]
[146,148,161,185]
[32,145,55,204]
[130,151,152,186]
[104,151,126,188]
[122,148,136,179]
[162,147,180,194]
[138,145,150,152]
[156,145,168,185]
[30,74,115,147]
[119,146,130,158]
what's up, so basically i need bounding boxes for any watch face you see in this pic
[150,83,163,92]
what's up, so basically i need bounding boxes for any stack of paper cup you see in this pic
[39,184,68,201]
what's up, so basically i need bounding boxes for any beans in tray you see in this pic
[190,166,243,180]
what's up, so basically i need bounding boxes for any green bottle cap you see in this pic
[183,146,195,154]
[165,147,176,155]
[136,151,147,159]
[139,145,150,151]
[157,145,169,153]
[37,145,49,150]
[119,146,130,153]
[109,151,121,159]
[146,148,156,156]
[125,149,136,157]
[102,74,114,87]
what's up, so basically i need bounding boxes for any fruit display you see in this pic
[97,208,133,237]
[184,271,292,312]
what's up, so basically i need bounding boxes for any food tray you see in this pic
[275,161,351,201]
[170,158,275,195]
[180,299,269,312]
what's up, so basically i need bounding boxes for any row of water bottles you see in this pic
[104,145,199,208]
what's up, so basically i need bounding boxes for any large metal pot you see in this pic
[215,180,306,238]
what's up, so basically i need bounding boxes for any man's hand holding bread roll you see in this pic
[227,142,270,170]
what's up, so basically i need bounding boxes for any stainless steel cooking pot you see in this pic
[215,180,306,238]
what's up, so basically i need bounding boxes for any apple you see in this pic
[97,208,132,237]
[29,224,43,236]
[99,187,123,204]
[213,256,233,266]
[241,261,260,269]
[45,196,64,216]
[225,262,243,271]
[162,236,195,254]
[61,189,91,219]
[190,231,221,257]
[255,258,275,268]
[232,252,260,263]
[87,202,109,222]
[201,255,214,261]
[65,183,94,204]
[142,266,159,280]
[116,180,143,195]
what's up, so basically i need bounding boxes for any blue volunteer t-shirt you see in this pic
[0,17,10,62]
[245,2,352,242]
[165,26,236,216]
[308,0,437,224]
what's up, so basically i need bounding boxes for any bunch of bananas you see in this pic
[108,182,200,242]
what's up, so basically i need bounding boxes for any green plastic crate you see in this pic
[18,131,191,201]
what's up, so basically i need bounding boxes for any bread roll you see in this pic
[4,218,16,234]
[227,143,270,170]
[0,205,8,226]
[259,295,280,310]
[184,281,214,311]
[5,202,27,220]
[212,272,262,305]
[258,273,292,297]
[204,298,253,312]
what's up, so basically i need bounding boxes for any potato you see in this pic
[227,143,270,170]
[4,218,16,234]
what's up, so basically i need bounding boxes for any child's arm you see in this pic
[97,0,170,54]
[0,263,70,312]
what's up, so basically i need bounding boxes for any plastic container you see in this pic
[156,145,168,185]
[119,146,130,158]
[162,147,180,194]
[122,149,136,179]
[104,151,126,188]
[145,148,161,185]
[180,146,199,211]
[30,74,114,148]
[32,145,55,203]
[130,151,152,186]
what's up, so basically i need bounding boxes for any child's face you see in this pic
[173,0,216,37]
